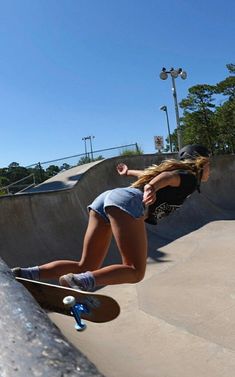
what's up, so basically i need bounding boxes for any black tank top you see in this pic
[145,170,198,225]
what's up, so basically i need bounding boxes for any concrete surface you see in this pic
[24,160,103,192]
[0,153,235,377]
[0,258,105,377]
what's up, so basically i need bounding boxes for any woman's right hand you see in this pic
[143,184,156,205]
[116,163,128,176]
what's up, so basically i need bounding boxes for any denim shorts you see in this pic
[88,187,144,223]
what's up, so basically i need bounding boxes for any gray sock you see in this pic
[73,271,96,291]
[20,266,40,281]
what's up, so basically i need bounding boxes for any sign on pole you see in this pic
[154,136,164,151]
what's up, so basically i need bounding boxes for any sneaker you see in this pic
[11,267,22,277]
[59,273,85,290]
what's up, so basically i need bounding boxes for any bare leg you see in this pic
[90,206,147,286]
[39,211,112,279]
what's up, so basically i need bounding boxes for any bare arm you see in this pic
[143,171,181,205]
[116,163,144,178]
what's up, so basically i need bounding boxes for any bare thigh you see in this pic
[106,206,147,280]
[79,210,113,270]
[39,210,112,279]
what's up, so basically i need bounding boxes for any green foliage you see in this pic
[7,164,29,182]
[46,165,60,176]
[119,147,143,156]
[165,133,178,152]
[60,163,71,170]
[167,63,235,154]
[179,85,217,152]
[180,85,216,112]
[214,98,235,153]
[215,73,235,101]
[94,155,105,161]
[0,176,9,187]
[226,64,235,74]
[77,155,104,165]
[77,156,92,165]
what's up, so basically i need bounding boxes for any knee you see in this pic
[78,261,91,272]
[131,267,146,283]
[78,260,101,272]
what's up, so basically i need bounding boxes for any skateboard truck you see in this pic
[63,295,89,331]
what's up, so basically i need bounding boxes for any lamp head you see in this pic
[160,105,167,111]
[170,69,179,78]
[160,69,168,80]
[180,70,187,79]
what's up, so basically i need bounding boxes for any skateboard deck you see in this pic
[16,277,120,329]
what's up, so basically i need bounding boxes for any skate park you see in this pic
[1,153,235,377]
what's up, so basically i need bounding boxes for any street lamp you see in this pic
[159,67,187,150]
[82,137,89,158]
[88,136,95,160]
[82,136,95,161]
[160,105,172,152]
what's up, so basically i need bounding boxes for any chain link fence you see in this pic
[26,143,141,170]
[1,143,141,195]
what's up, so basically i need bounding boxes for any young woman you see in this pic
[12,144,210,291]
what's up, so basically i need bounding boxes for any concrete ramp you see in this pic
[0,153,175,267]
[147,154,235,253]
[1,154,235,377]
[24,160,103,192]
[57,219,235,377]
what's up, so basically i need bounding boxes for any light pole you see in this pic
[159,67,187,150]
[89,136,95,160]
[160,105,172,152]
[82,136,95,161]
[82,137,89,159]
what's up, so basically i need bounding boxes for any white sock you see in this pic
[20,266,40,280]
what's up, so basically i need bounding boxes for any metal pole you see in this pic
[82,137,88,158]
[165,107,173,152]
[160,67,187,151]
[89,136,95,161]
[171,76,182,150]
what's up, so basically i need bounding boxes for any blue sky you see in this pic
[0,0,234,167]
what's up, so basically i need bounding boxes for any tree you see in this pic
[60,163,71,171]
[6,163,29,183]
[213,63,235,153]
[180,85,217,152]
[8,162,20,168]
[77,155,104,165]
[227,64,235,74]
[119,148,143,156]
[216,64,235,101]
[214,100,235,153]
[77,156,93,165]
[46,165,60,177]
[0,176,9,187]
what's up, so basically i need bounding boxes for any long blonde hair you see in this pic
[131,157,209,189]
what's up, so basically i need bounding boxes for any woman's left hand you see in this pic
[116,163,128,176]
[143,184,156,205]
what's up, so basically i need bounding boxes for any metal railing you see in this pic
[0,143,141,195]
[0,173,35,195]
[26,143,140,170]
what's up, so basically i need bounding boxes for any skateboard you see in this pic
[16,277,120,331]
